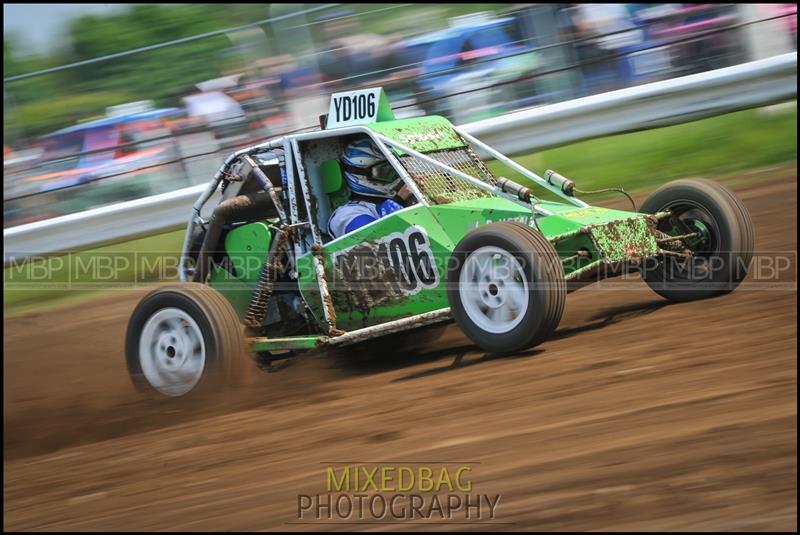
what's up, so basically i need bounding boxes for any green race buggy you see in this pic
[125,88,754,398]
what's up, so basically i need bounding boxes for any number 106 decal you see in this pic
[332,226,440,296]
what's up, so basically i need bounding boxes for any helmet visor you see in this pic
[369,162,399,183]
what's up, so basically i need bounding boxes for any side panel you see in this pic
[297,206,453,331]
[295,196,660,332]
[296,199,534,331]
[428,197,532,244]
[207,221,272,320]
[224,221,272,283]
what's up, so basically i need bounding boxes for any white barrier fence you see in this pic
[4,52,797,265]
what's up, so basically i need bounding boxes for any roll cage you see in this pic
[178,121,592,283]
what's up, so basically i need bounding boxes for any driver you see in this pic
[328,137,411,238]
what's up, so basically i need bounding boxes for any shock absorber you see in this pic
[244,228,290,331]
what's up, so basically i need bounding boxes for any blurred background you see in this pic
[3,3,798,228]
[3,7,797,531]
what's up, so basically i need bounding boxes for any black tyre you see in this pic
[447,221,566,354]
[125,283,247,398]
[639,179,754,302]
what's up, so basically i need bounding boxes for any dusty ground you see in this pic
[3,170,797,531]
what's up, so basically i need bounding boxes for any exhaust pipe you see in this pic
[192,191,274,283]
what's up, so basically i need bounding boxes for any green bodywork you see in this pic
[207,109,664,348]
[293,196,659,332]
[208,221,272,319]
[251,335,326,352]
[367,116,466,154]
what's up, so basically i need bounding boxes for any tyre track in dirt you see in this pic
[3,168,796,531]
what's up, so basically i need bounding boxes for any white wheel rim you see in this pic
[138,307,206,397]
[459,246,529,334]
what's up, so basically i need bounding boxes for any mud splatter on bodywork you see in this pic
[558,215,665,283]
[368,117,466,154]
[311,243,346,336]
[588,215,661,262]
[330,241,408,322]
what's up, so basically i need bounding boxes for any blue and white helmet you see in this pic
[341,138,402,198]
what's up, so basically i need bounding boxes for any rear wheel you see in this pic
[447,222,566,354]
[126,283,247,398]
[639,179,754,301]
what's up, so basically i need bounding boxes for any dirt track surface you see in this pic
[4,170,797,531]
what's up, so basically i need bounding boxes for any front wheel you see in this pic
[447,222,566,354]
[125,283,247,398]
[639,179,754,302]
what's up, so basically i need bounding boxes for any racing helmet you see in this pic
[340,138,402,198]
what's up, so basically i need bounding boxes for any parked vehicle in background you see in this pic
[406,13,541,123]
[4,106,183,227]
[182,89,250,140]
[637,3,745,76]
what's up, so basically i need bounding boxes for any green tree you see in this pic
[65,4,242,105]
[4,4,261,137]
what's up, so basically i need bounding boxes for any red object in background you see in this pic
[770,3,797,38]
[650,15,737,38]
